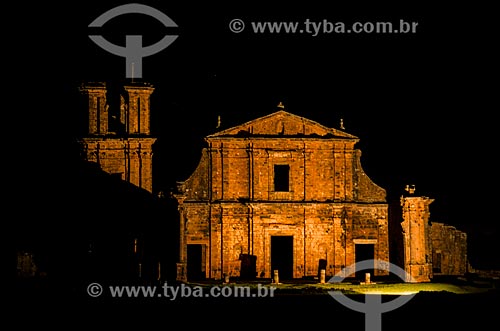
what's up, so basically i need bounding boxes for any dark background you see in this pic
[10,0,498,317]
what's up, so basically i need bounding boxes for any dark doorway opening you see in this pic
[187,244,204,281]
[355,244,375,280]
[271,236,293,280]
[239,254,257,280]
[433,252,442,273]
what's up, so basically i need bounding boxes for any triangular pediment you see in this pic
[207,110,358,139]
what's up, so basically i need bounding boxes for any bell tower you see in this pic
[79,81,157,193]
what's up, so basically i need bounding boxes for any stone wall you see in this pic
[400,194,469,282]
[400,195,433,282]
[430,222,468,275]
[78,82,156,193]
[81,138,155,192]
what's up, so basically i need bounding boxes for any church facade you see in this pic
[175,109,390,281]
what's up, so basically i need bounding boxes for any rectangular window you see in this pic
[274,164,290,192]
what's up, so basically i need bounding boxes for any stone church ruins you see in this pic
[174,107,469,282]
[175,109,390,281]
[71,81,469,283]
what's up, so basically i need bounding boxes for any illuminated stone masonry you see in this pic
[175,109,390,281]
[401,190,468,282]
[78,82,156,193]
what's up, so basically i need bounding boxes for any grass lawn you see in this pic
[186,275,499,296]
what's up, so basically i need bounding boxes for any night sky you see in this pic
[12,1,498,274]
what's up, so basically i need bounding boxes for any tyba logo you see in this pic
[88,3,178,78]
[328,260,417,331]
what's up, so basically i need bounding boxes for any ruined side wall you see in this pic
[429,222,468,275]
